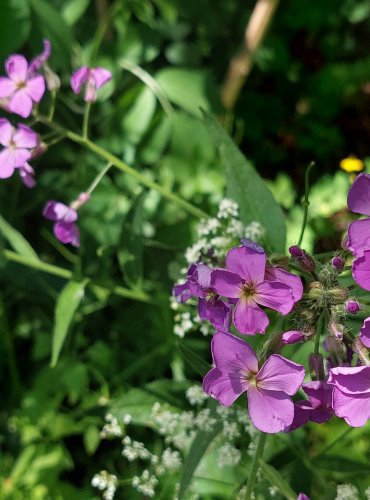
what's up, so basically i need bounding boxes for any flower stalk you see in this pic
[244,432,267,500]
[297,161,315,246]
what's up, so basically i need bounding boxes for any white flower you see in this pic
[122,438,152,461]
[335,484,360,500]
[217,198,239,219]
[186,385,208,406]
[91,471,117,500]
[185,239,208,264]
[194,409,217,432]
[161,448,182,470]
[100,414,122,438]
[131,470,158,498]
[244,221,265,241]
[217,443,241,467]
[197,217,220,237]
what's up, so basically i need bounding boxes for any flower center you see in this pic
[16,81,26,90]
[240,283,256,300]
[245,372,258,387]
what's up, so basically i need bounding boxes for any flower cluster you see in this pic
[172,181,370,434]
[0,42,111,247]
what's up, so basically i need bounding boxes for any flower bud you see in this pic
[309,353,325,380]
[328,287,349,303]
[308,282,323,300]
[289,245,304,258]
[331,256,344,271]
[44,66,61,91]
[345,300,360,314]
[328,320,344,340]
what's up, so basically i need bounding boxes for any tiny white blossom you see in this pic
[186,385,208,406]
[194,408,217,432]
[197,217,220,237]
[100,414,122,438]
[162,448,182,470]
[244,221,265,241]
[217,198,239,219]
[217,443,241,467]
[185,239,208,264]
[91,471,117,500]
[122,438,152,461]
[222,420,240,440]
[131,470,158,498]
[335,484,360,500]
[268,485,279,497]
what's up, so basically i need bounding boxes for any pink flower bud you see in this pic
[345,300,360,314]
[331,256,344,271]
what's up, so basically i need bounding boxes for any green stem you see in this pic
[245,432,267,500]
[0,297,22,398]
[86,162,112,195]
[82,101,92,139]
[314,310,325,355]
[48,90,57,121]
[37,116,208,219]
[313,426,353,458]
[297,161,315,246]
[1,249,161,305]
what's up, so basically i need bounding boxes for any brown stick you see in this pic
[221,0,279,110]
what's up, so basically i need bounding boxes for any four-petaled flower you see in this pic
[43,201,80,247]
[203,332,305,433]
[71,66,112,102]
[328,366,370,427]
[211,246,298,334]
[0,118,38,179]
[0,54,45,118]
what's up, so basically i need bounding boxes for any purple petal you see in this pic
[91,67,112,88]
[0,77,16,99]
[265,266,303,302]
[6,55,28,82]
[328,366,370,394]
[0,118,13,146]
[25,75,45,102]
[352,252,370,290]
[254,281,294,314]
[360,317,370,348]
[234,300,269,334]
[198,298,232,331]
[297,494,310,500]
[18,162,36,188]
[54,221,80,247]
[211,269,242,298]
[347,219,370,257]
[310,407,333,424]
[347,172,370,216]
[13,124,38,148]
[84,80,97,102]
[13,148,31,167]
[303,381,332,409]
[172,282,191,303]
[332,387,370,427]
[203,368,248,406]
[247,387,294,433]
[194,264,212,290]
[257,355,305,396]
[285,400,312,431]
[70,66,89,94]
[211,331,258,373]
[281,330,305,345]
[28,39,52,74]
[240,239,265,253]
[43,201,77,222]
[0,148,16,178]
[225,246,266,284]
[8,90,33,118]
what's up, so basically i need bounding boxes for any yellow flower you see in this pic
[339,156,364,173]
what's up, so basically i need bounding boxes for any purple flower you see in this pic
[0,118,38,179]
[264,265,303,303]
[328,366,370,427]
[286,381,334,431]
[347,173,370,257]
[211,246,296,334]
[28,39,51,75]
[43,201,80,247]
[203,332,305,433]
[360,317,370,348]
[281,330,305,345]
[70,66,112,102]
[18,162,36,188]
[173,264,231,331]
[0,54,45,118]
[297,494,310,500]
[352,251,370,290]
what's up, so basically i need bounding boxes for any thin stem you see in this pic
[48,90,57,121]
[314,310,325,355]
[0,297,22,398]
[86,162,112,195]
[82,101,92,139]
[313,426,353,458]
[297,161,315,246]
[37,116,208,219]
[245,432,267,500]
[1,249,162,305]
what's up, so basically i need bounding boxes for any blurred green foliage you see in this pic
[0,0,370,498]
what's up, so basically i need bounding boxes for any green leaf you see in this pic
[122,85,157,144]
[0,214,39,260]
[178,400,222,499]
[315,455,370,474]
[51,280,86,367]
[0,0,31,61]
[83,425,100,455]
[156,68,222,117]
[118,191,145,289]
[61,0,89,25]
[176,341,211,377]
[202,111,286,252]
[258,459,297,500]
[29,0,74,70]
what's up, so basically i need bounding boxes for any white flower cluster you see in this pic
[100,413,123,439]
[174,311,194,338]
[335,484,360,500]
[91,471,117,500]
[217,442,242,467]
[186,384,209,405]
[122,436,153,461]
[132,470,158,498]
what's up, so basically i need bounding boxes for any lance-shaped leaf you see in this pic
[0,214,39,260]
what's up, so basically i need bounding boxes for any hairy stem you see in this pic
[297,161,315,247]
[245,432,267,500]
